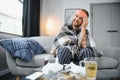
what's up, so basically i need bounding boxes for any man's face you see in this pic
[72,10,88,29]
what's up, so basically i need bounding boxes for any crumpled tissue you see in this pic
[42,62,63,74]
[42,62,85,76]
[68,62,86,76]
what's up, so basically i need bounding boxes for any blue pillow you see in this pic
[0,38,46,62]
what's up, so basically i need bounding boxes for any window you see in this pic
[0,0,23,35]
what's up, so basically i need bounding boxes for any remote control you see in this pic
[26,72,43,80]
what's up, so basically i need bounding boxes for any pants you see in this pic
[57,46,95,64]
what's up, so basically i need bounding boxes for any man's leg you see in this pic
[57,46,72,64]
[76,47,95,61]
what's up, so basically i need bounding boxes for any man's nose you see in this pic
[75,17,79,21]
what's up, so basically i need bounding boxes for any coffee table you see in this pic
[26,61,86,80]
[26,71,86,80]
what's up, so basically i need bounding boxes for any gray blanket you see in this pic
[50,24,91,56]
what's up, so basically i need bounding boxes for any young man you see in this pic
[51,9,95,64]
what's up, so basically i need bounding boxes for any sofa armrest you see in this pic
[104,47,120,60]
[0,46,9,76]
[92,47,103,57]
[96,51,103,57]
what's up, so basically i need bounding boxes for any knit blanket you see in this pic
[50,25,92,56]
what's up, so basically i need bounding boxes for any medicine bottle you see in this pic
[44,56,48,65]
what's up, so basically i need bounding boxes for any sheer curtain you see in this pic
[22,0,40,37]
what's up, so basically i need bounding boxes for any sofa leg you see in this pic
[16,76,21,80]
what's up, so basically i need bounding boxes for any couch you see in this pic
[0,46,9,76]
[0,32,20,76]
[0,36,120,79]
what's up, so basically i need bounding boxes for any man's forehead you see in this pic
[76,10,87,17]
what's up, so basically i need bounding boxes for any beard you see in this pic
[72,20,82,29]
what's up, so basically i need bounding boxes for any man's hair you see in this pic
[80,9,89,18]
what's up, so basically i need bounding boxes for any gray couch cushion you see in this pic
[16,54,55,68]
[30,36,55,53]
[97,57,118,69]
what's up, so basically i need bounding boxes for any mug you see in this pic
[79,57,98,80]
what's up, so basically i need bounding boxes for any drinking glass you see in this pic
[80,57,98,80]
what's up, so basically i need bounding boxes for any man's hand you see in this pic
[78,16,88,46]
[81,16,88,29]
[81,16,88,37]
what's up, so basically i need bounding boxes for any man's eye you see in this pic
[79,17,83,20]
[76,15,78,17]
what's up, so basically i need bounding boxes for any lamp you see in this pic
[46,19,55,35]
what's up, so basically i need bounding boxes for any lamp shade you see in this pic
[46,19,55,35]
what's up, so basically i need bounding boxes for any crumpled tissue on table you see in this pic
[42,62,85,76]
[42,62,63,74]
[68,62,85,76]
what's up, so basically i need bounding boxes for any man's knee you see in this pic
[81,47,95,57]
[77,47,95,61]
[57,46,71,55]
[57,46,72,64]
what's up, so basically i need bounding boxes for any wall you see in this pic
[41,0,120,36]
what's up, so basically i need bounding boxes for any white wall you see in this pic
[41,0,120,36]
